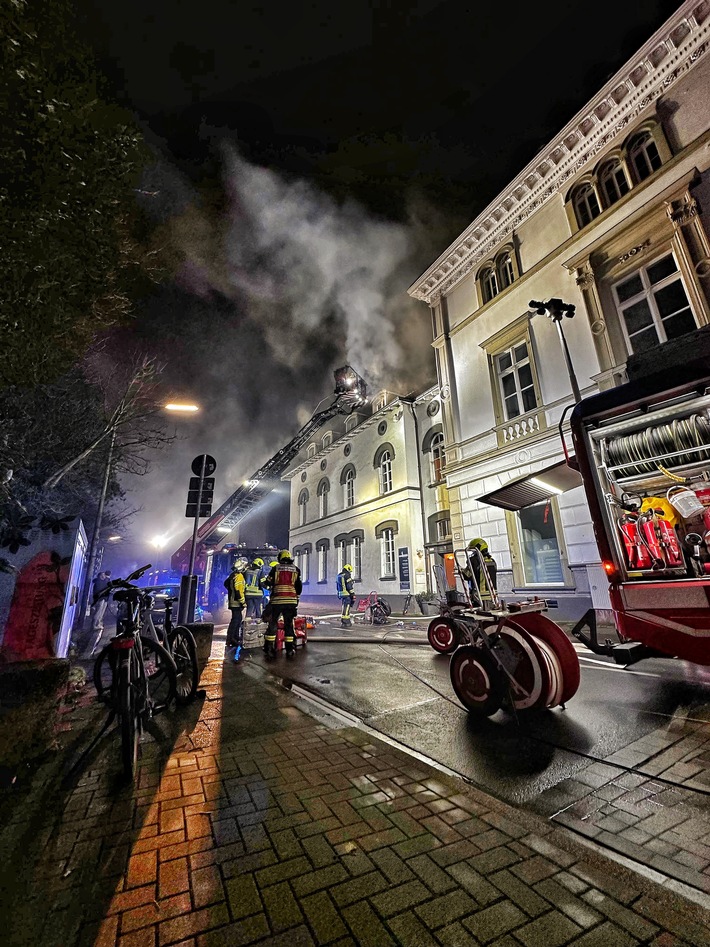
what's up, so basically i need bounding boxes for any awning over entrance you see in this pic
[477,459,583,512]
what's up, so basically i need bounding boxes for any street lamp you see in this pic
[164,403,200,413]
[529,298,582,403]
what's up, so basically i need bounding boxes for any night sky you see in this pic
[77,0,681,570]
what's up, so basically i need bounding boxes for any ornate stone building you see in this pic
[284,386,451,610]
[408,1,710,620]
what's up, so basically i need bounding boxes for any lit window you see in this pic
[613,253,696,355]
[298,489,308,526]
[628,132,662,183]
[572,182,601,228]
[352,537,362,580]
[517,501,564,585]
[379,450,392,495]
[495,341,537,420]
[430,432,445,482]
[344,467,355,507]
[497,252,515,290]
[380,528,395,577]
[599,159,630,207]
[481,266,499,303]
[318,545,327,582]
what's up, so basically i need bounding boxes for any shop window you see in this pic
[628,132,662,183]
[599,159,630,207]
[517,500,564,585]
[613,252,696,355]
[495,341,537,420]
[572,182,602,228]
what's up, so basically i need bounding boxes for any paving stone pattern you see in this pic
[2,656,710,946]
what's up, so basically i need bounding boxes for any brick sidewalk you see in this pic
[2,651,710,946]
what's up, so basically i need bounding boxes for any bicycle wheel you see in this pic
[140,636,177,714]
[377,597,392,617]
[96,637,176,712]
[169,626,199,705]
[119,657,138,780]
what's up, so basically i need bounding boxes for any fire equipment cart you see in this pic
[568,358,710,666]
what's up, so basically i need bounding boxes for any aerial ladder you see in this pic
[170,366,366,573]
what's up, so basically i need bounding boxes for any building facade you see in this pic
[284,387,451,610]
[408,1,710,622]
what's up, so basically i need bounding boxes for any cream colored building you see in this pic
[408,1,710,621]
[284,386,450,609]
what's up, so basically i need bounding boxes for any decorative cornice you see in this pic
[408,1,710,306]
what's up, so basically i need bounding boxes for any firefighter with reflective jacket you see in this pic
[263,550,302,658]
[244,557,264,621]
[462,538,498,606]
[224,558,247,659]
[336,564,355,627]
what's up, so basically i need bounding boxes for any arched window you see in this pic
[598,159,630,208]
[307,444,316,459]
[316,539,329,583]
[480,265,499,304]
[375,520,398,578]
[628,132,662,183]
[374,443,395,495]
[496,252,515,291]
[317,478,330,518]
[572,182,601,228]
[379,450,392,494]
[322,431,333,448]
[340,464,356,507]
[293,543,311,583]
[430,432,445,483]
[298,488,309,527]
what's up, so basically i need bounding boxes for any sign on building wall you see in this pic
[398,547,410,591]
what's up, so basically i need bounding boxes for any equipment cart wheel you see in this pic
[505,612,580,704]
[450,645,505,716]
[427,616,459,654]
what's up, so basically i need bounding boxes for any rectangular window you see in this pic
[318,546,327,583]
[352,537,362,580]
[436,517,451,542]
[301,549,309,583]
[380,528,395,577]
[614,253,696,355]
[299,499,307,527]
[337,542,345,573]
[379,455,393,494]
[495,341,537,420]
[346,478,354,507]
[517,501,564,585]
[319,490,327,518]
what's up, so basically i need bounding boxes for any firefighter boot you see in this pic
[285,645,295,658]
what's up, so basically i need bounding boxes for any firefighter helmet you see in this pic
[252,557,264,567]
[343,564,353,572]
[468,538,488,553]
[278,549,292,562]
[269,560,278,568]
[234,557,248,572]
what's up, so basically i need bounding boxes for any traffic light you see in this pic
[185,476,214,518]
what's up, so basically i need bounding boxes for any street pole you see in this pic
[80,426,116,645]
[529,298,582,403]
[178,454,206,625]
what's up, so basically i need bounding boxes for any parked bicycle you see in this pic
[402,591,413,616]
[92,564,177,780]
[156,595,199,703]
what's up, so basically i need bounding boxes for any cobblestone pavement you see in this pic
[2,640,710,946]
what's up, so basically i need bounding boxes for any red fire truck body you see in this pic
[569,358,710,666]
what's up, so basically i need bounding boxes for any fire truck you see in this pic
[170,366,366,615]
[568,353,710,667]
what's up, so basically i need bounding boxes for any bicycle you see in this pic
[156,595,200,704]
[402,591,412,616]
[92,565,177,780]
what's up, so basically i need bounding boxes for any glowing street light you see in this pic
[151,535,168,549]
[164,403,199,413]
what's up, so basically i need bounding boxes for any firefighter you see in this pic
[336,564,355,627]
[224,558,247,659]
[462,538,498,606]
[261,561,279,608]
[244,557,265,622]
[263,549,302,659]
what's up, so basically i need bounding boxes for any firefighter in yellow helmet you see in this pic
[336,563,355,627]
[224,557,247,659]
[244,557,265,622]
[462,538,498,606]
[263,550,302,658]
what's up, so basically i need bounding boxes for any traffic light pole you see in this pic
[178,454,206,625]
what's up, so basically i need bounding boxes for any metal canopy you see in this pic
[477,459,583,512]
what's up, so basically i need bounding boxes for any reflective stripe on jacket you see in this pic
[226,571,246,608]
[268,563,302,605]
[244,567,262,597]
[336,571,354,599]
